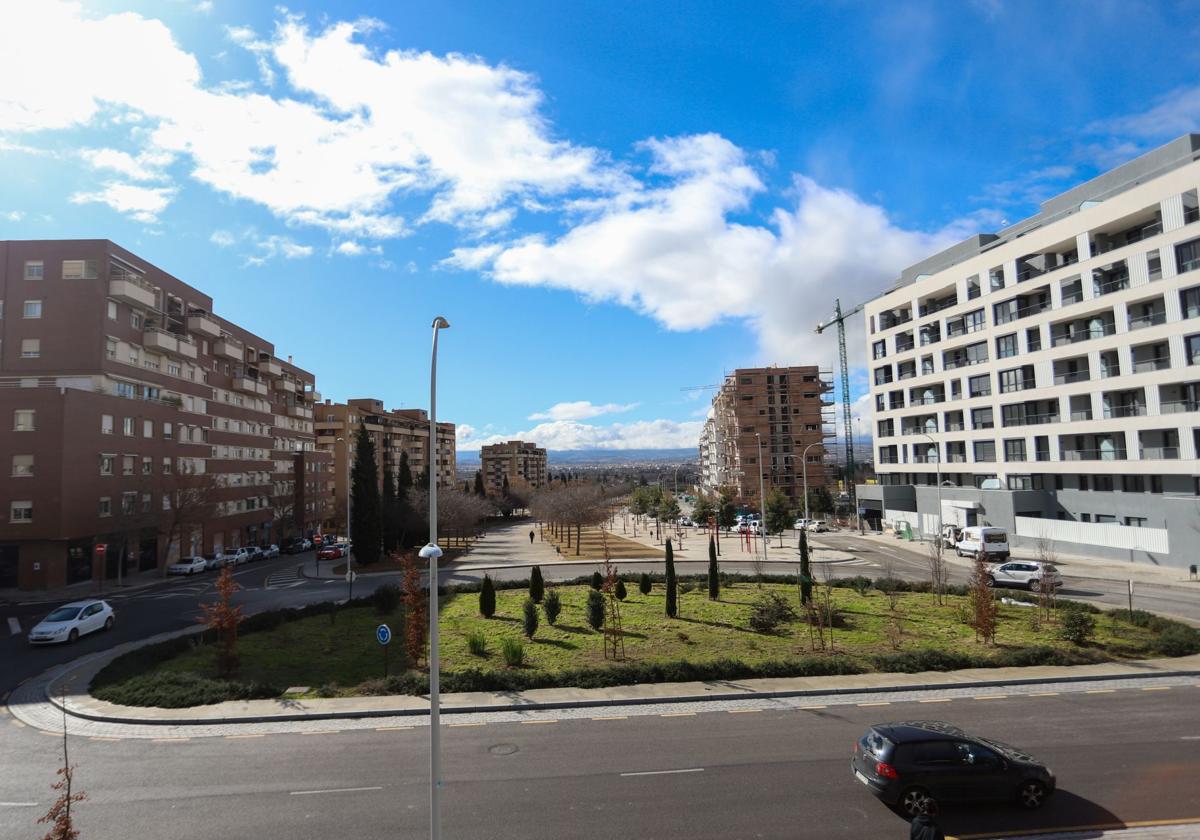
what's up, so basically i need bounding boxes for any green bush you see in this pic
[529,566,544,603]
[591,571,603,590]
[479,574,496,618]
[91,671,281,708]
[501,637,525,667]
[586,589,605,630]
[749,592,797,633]
[639,573,652,595]
[1155,624,1200,657]
[373,584,401,615]
[543,590,562,625]
[316,683,338,698]
[1059,610,1097,645]
[615,579,627,601]
[466,631,488,657]
[522,598,539,638]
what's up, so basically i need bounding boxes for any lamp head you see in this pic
[432,316,450,330]
[419,542,443,560]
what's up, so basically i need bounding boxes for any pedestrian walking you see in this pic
[909,799,944,840]
[529,529,535,544]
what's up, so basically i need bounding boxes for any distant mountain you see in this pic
[457,448,697,465]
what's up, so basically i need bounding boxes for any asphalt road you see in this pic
[2,682,1197,839]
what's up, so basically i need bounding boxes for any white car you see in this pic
[28,600,114,644]
[203,552,225,571]
[794,518,813,530]
[986,561,1063,592]
[678,517,694,527]
[228,547,250,565]
[168,556,208,576]
[301,539,313,551]
[263,544,280,559]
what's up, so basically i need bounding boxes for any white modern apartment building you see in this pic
[857,135,1200,567]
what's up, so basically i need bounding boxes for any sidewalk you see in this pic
[17,620,1200,728]
[0,567,169,606]
[962,824,1200,839]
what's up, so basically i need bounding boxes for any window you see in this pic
[1094,475,1114,491]
[167,362,181,376]
[1176,238,1200,274]
[1182,287,1200,319]
[99,453,114,475]
[122,455,134,476]
[13,409,35,431]
[107,300,118,320]
[999,366,1034,394]
[973,440,997,462]
[115,381,135,398]
[131,312,142,330]
[123,417,134,436]
[996,334,1017,359]
[1004,439,1027,462]
[1080,513,1092,522]
[965,308,986,332]
[11,454,33,477]
[966,274,981,300]
[968,374,991,398]
[1152,475,1163,493]
[972,407,994,430]
[162,494,172,511]
[162,456,172,474]
[62,259,99,280]
[10,500,32,523]
[872,339,887,360]
[142,493,152,513]
[143,419,153,438]
[1147,249,1162,281]
[1125,516,1148,527]
[1096,514,1118,524]
[121,492,136,515]
[20,339,40,358]
[24,260,43,280]
[99,497,111,517]
[142,456,153,475]
[22,300,41,319]
[1007,475,1033,491]
[1122,475,1145,493]
[990,267,1005,291]
[1026,326,1041,352]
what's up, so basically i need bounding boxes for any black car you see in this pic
[851,721,1055,817]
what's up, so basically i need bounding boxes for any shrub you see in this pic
[679,582,693,595]
[615,579,627,601]
[748,591,797,633]
[529,566,544,603]
[1059,609,1096,645]
[91,671,281,708]
[665,538,677,618]
[501,637,525,667]
[479,574,496,618]
[586,589,605,630]
[373,584,401,615]
[591,571,603,590]
[543,590,562,625]
[1156,624,1200,657]
[316,683,338,698]
[522,598,539,638]
[804,601,846,629]
[639,573,652,595]
[466,631,487,657]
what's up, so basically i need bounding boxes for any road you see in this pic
[2,680,1197,838]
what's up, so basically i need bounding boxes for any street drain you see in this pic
[488,743,519,756]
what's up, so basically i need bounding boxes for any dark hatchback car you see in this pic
[851,721,1055,817]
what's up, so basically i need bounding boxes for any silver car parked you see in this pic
[986,560,1063,592]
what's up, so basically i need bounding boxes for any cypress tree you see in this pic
[479,573,496,618]
[591,570,603,590]
[665,537,677,618]
[615,579,627,601]
[382,466,398,554]
[639,572,651,595]
[522,598,538,638]
[800,528,813,605]
[474,470,486,497]
[397,450,413,491]
[586,589,604,630]
[350,425,382,565]
[529,565,544,603]
[707,535,720,600]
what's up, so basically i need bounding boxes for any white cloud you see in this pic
[334,240,383,257]
[528,400,639,421]
[243,235,314,266]
[3,210,24,221]
[79,147,171,181]
[1089,86,1200,142]
[69,183,177,223]
[0,3,615,235]
[451,134,959,370]
[457,418,703,452]
[210,229,236,246]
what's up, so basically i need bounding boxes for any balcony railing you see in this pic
[1003,412,1058,427]
[1132,355,1171,373]
[1159,399,1200,414]
[896,341,915,353]
[918,298,958,317]
[1051,324,1116,347]
[1061,288,1084,305]
[1069,410,1093,421]
[1061,447,1125,461]
[901,427,937,436]
[1094,274,1130,296]
[944,422,965,432]
[1128,312,1167,330]
[1186,206,1200,224]
[910,395,945,405]
[1139,445,1180,460]
[880,313,913,330]
[946,453,967,463]
[1053,370,1090,385]
[995,301,1052,325]
[1103,404,1147,419]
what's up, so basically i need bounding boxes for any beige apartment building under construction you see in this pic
[315,398,456,531]
[698,365,835,506]
[479,440,547,494]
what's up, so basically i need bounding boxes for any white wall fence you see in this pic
[1013,516,1170,555]
[884,509,922,535]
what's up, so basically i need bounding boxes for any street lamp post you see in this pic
[755,433,769,563]
[421,316,450,840]
[919,432,943,547]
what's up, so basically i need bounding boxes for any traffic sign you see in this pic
[376,624,392,645]
[345,570,358,583]
[94,544,107,556]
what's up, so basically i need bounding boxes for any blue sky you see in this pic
[3,1,1200,450]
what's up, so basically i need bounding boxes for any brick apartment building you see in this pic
[0,240,331,591]
[479,440,547,495]
[315,398,456,531]
[698,365,835,506]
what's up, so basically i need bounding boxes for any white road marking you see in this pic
[290,786,383,796]
[1180,736,1200,740]
[0,802,38,807]
[620,768,704,777]
[7,617,20,635]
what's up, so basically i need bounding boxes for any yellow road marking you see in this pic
[857,702,890,707]
[8,719,26,728]
[375,727,413,732]
[449,722,484,728]
[973,695,1007,701]
[660,712,696,717]
[1086,689,1116,695]
[1028,692,1059,697]
[1142,686,1172,691]
[591,716,627,721]
[798,705,827,710]
[520,719,558,725]
[919,698,952,704]
[727,709,763,714]
[88,737,119,742]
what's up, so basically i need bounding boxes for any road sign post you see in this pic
[1128,579,1134,620]
[94,543,107,592]
[377,623,392,677]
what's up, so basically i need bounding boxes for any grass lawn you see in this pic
[117,581,1174,701]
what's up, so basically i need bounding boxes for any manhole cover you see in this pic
[488,743,519,756]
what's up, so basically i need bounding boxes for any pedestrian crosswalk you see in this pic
[265,567,306,590]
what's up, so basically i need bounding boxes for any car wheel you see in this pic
[1028,578,1041,593]
[899,787,934,818]
[1017,780,1048,809]
[985,575,995,587]
[104,616,114,631]
[68,628,79,643]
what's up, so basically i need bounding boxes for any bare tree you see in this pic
[39,693,85,840]
[160,469,220,562]
[408,488,493,547]
[926,535,949,606]
[1035,533,1059,622]
[968,554,997,645]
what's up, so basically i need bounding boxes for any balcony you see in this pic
[1092,261,1130,297]
[278,378,297,393]
[233,375,268,396]
[215,337,243,360]
[1051,319,1116,347]
[1053,369,1090,385]
[1129,312,1167,330]
[258,357,283,378]
[289,404,312,419]
[109,276,157,309]
[143,328,179,355]
[1140,446,1180,459]
[1061,448,1126,461]
[187,313,222,339]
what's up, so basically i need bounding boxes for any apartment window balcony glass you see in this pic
[1131,344,1171,373]
[1051,315,1116,347]
[1053,369,1090,385]
[973,441,997,462]
[1147,250,1163,281]
[971,407,994,430]
[897,363,917,381]
[896,339,915,353]
[1139,446,1180,459]
[966,276,981,300]
[918,326,941,346]
[967,374,991,398]
[1176,238,1200,274]
[1092,262,1129,297]
[1128,311,1167,330]
[918,295,958,317]
[872,340,887,360]
[999,366,1036,394]
[1180,286,1200,319]
[1060,277,1084,305]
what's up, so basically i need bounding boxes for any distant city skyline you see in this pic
[4,2,1200,449]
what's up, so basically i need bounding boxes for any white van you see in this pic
[955,526,1009,560]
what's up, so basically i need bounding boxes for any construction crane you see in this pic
[679,384,722,392]
[815,298,866,511]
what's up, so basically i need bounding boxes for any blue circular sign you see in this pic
[376,624,392,645]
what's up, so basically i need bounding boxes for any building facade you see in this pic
[0,240,329,590]
[315,398,456,532]
[479,440,547,494]
[858,135,1200,567]
[697,366,835,506]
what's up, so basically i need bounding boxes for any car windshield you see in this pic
[863,730,893,758]
[45,606,82,622]
[984,532,1007,543]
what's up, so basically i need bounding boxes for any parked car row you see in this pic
[167,544,285,575]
